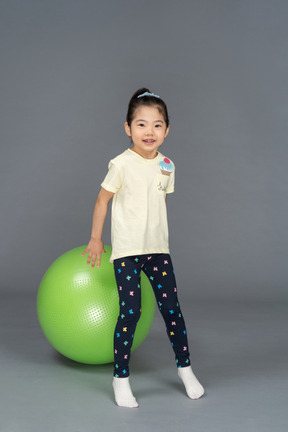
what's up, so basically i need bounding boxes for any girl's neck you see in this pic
[130,147,159,160]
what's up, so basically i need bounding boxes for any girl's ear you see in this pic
[124,122,131,137]
[164,125,170,138]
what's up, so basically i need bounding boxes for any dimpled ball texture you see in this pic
[37,245,155,364]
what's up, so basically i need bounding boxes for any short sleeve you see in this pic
[101,160,122,193]
[166,164,175,194]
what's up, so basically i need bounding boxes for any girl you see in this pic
[82,88,204,408]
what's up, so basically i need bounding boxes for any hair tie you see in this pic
[137,91,160,99]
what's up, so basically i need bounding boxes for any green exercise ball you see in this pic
[37,245,155,364]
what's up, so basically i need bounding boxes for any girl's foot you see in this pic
[113,376,139,408]
[178,365,205,399]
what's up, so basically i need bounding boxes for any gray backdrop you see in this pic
[1,0,288,302]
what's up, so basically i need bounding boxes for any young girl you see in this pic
[82,88,204,408]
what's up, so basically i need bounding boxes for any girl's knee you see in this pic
[159,303,180,319]
[119,306,141,324]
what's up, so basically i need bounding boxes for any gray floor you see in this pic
[0,292,287,432]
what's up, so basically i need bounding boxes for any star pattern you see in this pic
[113,254,191,378]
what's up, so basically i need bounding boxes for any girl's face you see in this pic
[124,105,170,159]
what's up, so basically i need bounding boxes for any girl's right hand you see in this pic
[82,239,106,268]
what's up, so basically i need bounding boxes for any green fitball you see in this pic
[37,245,155,364]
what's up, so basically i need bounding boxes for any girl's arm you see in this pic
[82,187,114,268]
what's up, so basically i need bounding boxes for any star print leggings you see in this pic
[113,253,191,378]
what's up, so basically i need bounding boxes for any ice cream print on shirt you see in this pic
[158,158,174,194]
[159,158,174,176]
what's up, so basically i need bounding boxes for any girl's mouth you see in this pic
[143,139,155,143]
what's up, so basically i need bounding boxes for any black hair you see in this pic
[126,87,170,128]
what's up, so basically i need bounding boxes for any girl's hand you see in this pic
[82,239,106,268]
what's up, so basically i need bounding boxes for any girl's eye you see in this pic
[155,124,162,128]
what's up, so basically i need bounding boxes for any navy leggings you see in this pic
[113,253,191,378]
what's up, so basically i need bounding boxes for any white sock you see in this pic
[178,365,205,399]
[113,376,139,408]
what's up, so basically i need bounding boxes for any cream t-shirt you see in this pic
[101,148,175,263]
